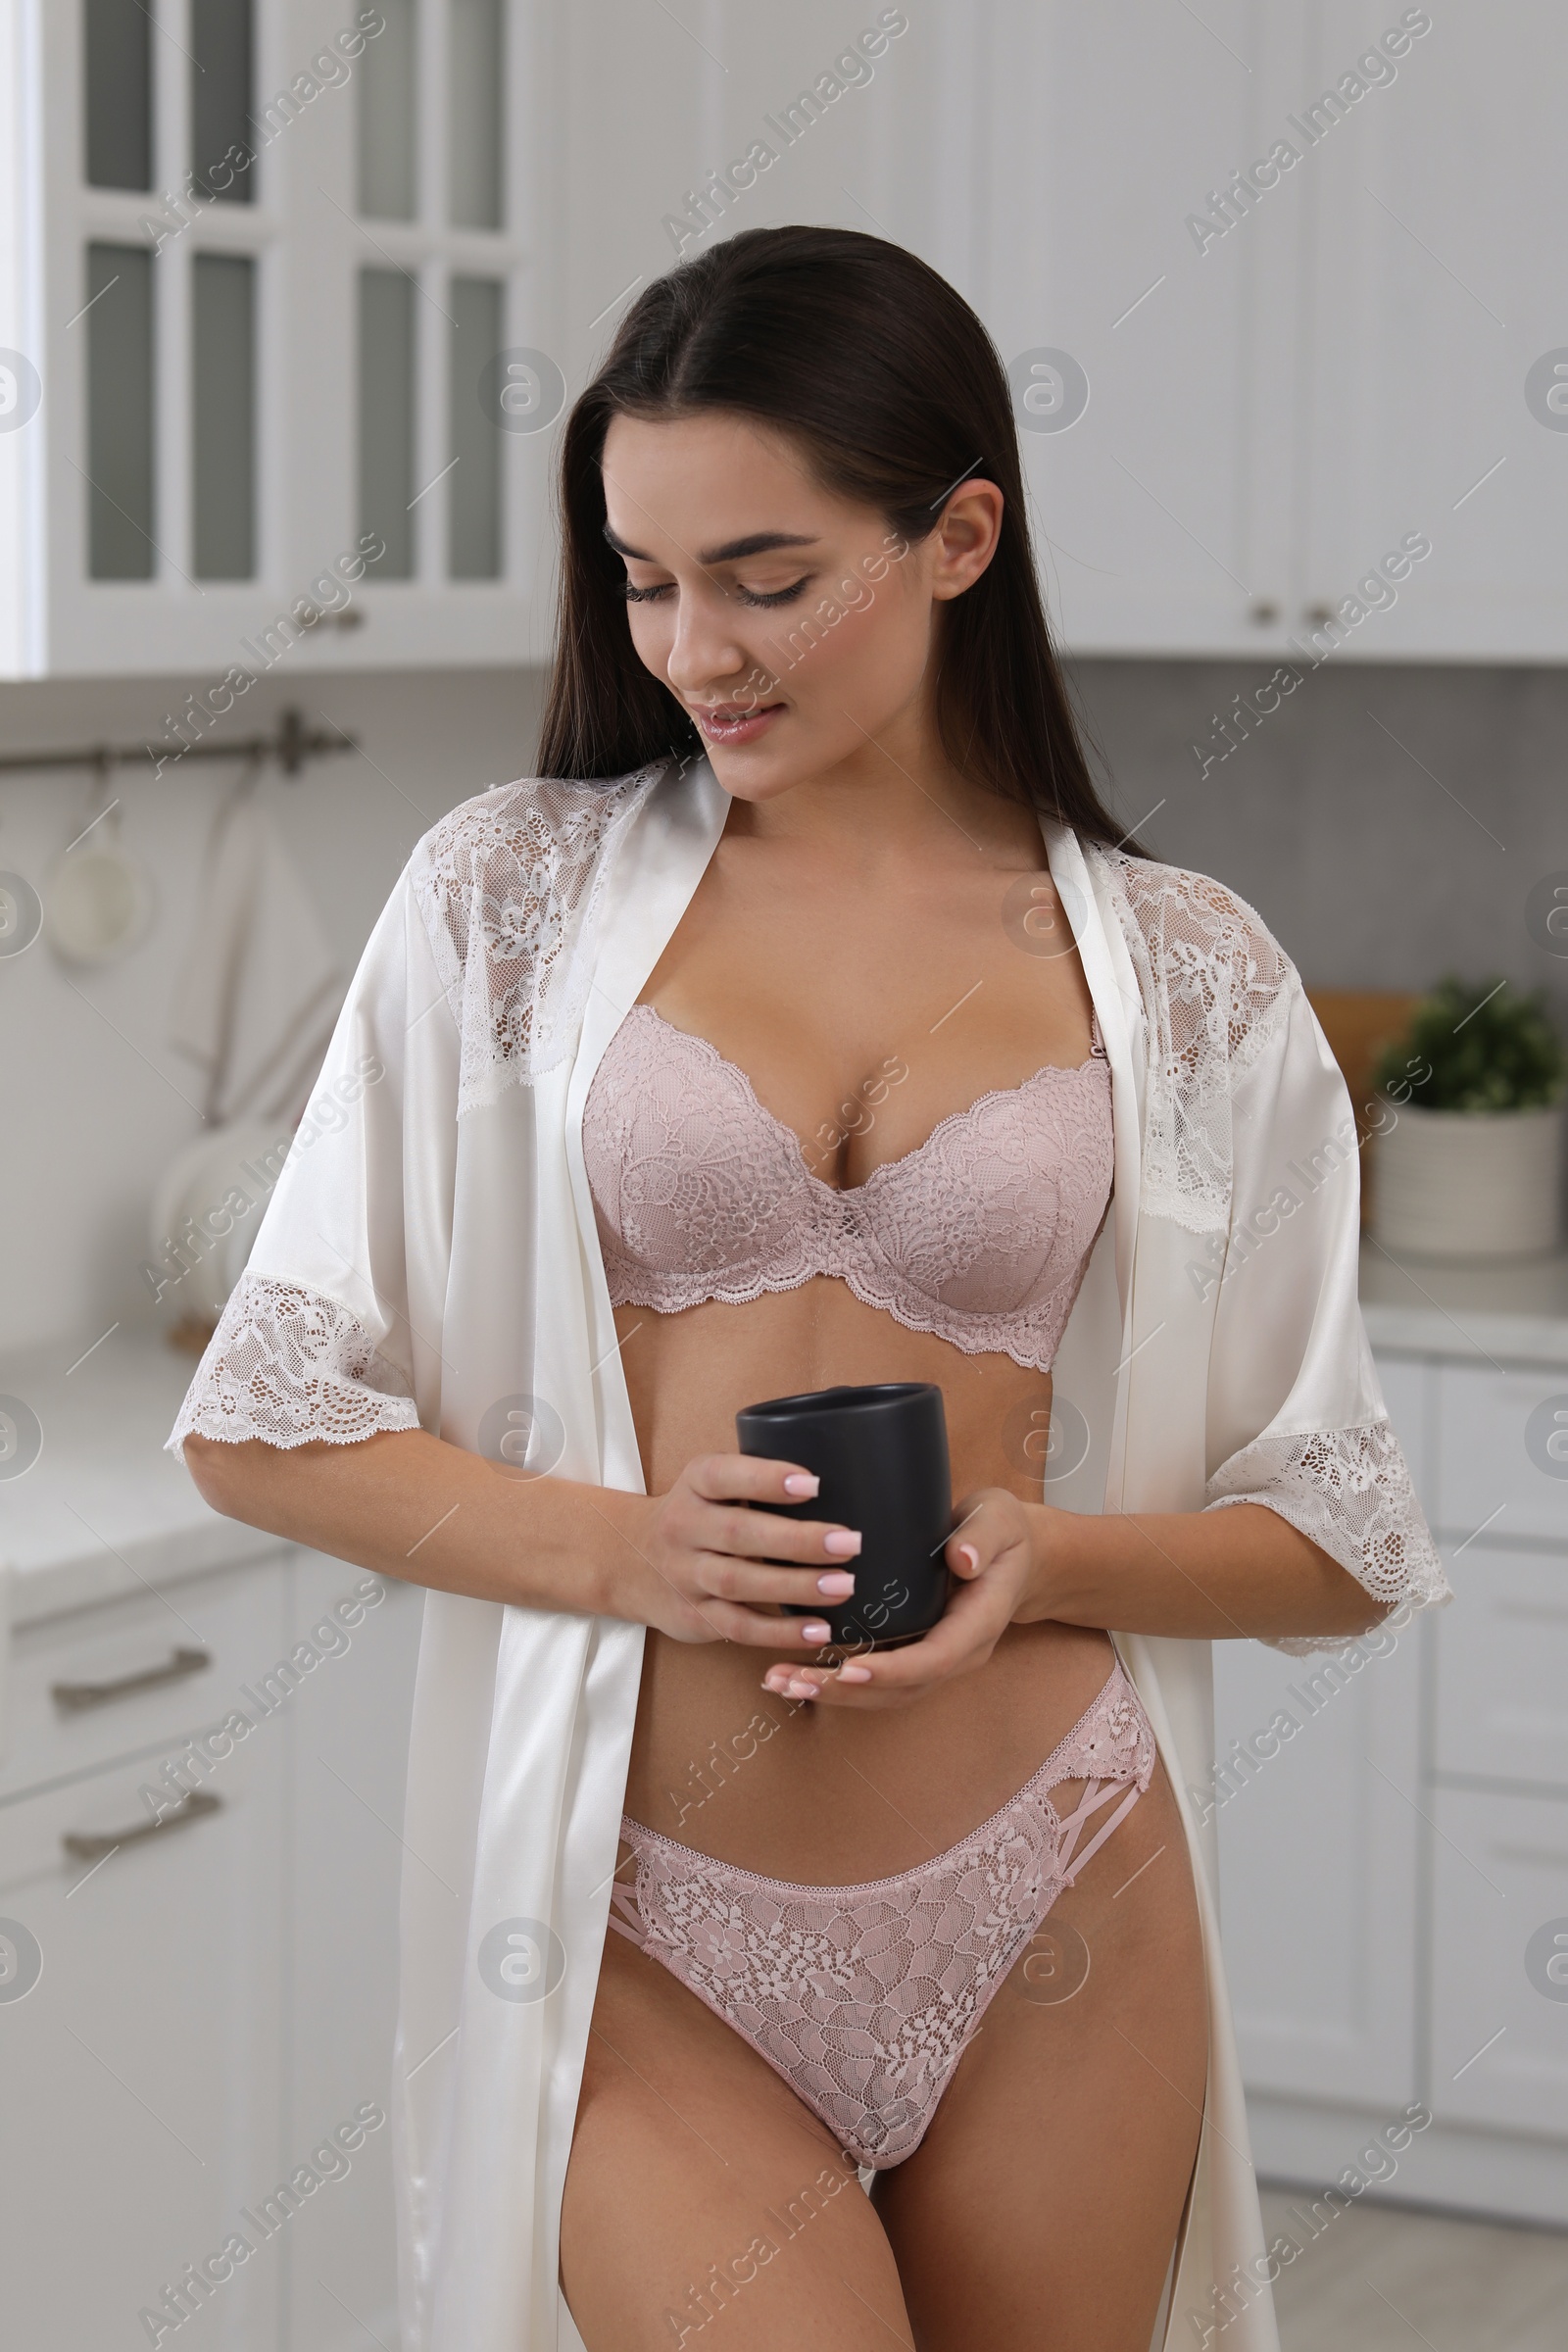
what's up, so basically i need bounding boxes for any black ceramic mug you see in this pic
[735,1382,954,1651]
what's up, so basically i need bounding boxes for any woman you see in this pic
[172,227,1448,2352]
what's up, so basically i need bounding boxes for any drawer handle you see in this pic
[63,1788,221,1863]
[51,1644,212,1712]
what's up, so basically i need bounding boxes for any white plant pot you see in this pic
[1371,1099,1565,1262]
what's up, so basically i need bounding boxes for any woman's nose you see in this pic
[663,583,750,697]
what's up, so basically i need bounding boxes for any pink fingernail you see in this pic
[787,1679,816,1699]
[801,1621,832,1643]
[783,1472,819,1497]
[957,1544,980,1573]
[823,1531,861,1558]
[837,1663,872,1683]
[816,1572,857,1597]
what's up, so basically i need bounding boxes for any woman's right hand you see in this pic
[608,1454,862,1646]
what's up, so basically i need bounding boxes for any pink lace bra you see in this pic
[582,1004,1112,1373]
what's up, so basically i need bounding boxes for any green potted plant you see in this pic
[1369,976,1566,1261]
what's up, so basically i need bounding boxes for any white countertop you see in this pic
[0,1326,279,1627]
[4,1252,1567,1630]
[1359,1241,1568,1368]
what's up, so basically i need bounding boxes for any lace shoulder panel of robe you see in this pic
[409,762,668,1111]
[1090,847,1298,1233]
[1204,1418,1453,1655]
[167,1272,421,1462]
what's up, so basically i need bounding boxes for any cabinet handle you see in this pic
[63,1788,221,1863]
[51,1644,212,1712]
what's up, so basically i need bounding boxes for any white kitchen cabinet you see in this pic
[0,1559,290,2350]
[1296,1,1568,662]
[1212,1614,1424,2110]
[1212,1364,1439,2117]
[946,0,1568,660]
[1213,1348,1427,2109]
[0,0,550,678]
[1429,1785,1568,2141]
[955,0,1309,657]
[1220,1336,1568,2226]
[969,0,1568,661]
[0,1540,423,2349]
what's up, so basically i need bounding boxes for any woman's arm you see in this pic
[183,1429,867,1649]
[1016,1495,1387,1642]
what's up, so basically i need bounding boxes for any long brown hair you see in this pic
[537,225,1132,849]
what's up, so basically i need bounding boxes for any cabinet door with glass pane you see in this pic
[0,0,553,677]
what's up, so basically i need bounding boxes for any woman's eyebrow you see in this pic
[602,523,820,565]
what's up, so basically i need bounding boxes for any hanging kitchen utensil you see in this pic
[43,761,156,967]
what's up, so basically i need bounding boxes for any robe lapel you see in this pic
[563,755,732,1490]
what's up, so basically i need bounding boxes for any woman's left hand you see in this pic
[760,1486,1046,1710]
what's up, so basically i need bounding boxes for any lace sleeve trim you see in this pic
[1094,848,1297,1234]
[410,763,666,1114]
[166,1272,422,1462]
[1204,1418,1452,1656]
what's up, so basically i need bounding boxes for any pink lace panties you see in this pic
[607,1655,1156,2169]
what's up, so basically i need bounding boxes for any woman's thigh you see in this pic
[871,1760,1208,2352]
[562,1915,913,2351]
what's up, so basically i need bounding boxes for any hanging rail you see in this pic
[0,707,358,779]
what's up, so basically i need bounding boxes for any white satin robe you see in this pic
[169,751,1448,2352]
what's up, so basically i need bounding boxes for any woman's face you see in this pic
[600,410,1002,801]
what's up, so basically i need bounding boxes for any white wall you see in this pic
[0,664,544,1352]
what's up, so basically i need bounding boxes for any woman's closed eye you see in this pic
[619,575,813,608]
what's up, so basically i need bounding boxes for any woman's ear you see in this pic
[929,479,1004,601]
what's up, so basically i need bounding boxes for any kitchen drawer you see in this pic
[1429,1785,1568,2139]
[1435,1544,1568,1789]
[1433,1364,1568,1544]
[0,1554,288,1801]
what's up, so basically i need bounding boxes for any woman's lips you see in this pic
[691,701,786,745]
